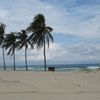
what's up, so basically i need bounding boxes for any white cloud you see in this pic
[0,0,100,65]
[45,43,100,64]
[0,0,99,38]
[50,5,100,38]
[0,42,100,65]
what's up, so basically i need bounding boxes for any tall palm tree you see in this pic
[0,23,6,70]
[27,14,53,71]
[3,32,18,70]
[17,30,33,71]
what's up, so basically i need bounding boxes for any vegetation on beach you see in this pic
[0,14,53,71]
[79,67,100,73]
[3,32,18,70]
[16,30,32,71]
[27,14,53,71]
[79,68,93,73]
[0,23,6,70]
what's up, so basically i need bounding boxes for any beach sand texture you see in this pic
[0,70,100,100]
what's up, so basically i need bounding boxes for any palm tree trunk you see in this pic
[25,46,28,71]
[43,37,46,71]
[2,47,6,70]
[13,50,16,71]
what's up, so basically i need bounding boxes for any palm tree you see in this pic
[0,23,6,70]
[27,14,53,71]
[17,30,33,71]
[3,32,18,70]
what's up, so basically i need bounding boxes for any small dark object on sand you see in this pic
[48,67,55,71]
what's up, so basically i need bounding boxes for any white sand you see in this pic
[0,70,100,100]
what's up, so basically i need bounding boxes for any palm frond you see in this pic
[26,13,53,49]
[46,26,53,32]
[3,32,17,56]
[47,32,54,42]
[7,46,13,55]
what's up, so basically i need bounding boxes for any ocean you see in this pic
[0,64,100,71]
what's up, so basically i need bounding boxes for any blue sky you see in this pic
[0,0,100,65]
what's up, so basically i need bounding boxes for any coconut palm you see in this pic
[17,30,33,71]
[0,23,6,70]
[3,32,18,70]
[27,14,53,71]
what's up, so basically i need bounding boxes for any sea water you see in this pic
[0,64,100,71]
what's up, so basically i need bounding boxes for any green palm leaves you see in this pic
[0,23,6,70]
[3,32,18,55]
[27,14,53,71]
[0,14,53,71]
[16,30,32,71]
[3,32,18,70]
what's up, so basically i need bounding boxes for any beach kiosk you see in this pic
[48,67,55,71]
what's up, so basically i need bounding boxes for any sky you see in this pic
[0,0,100,65]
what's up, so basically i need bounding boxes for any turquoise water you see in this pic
[0,64,100,71]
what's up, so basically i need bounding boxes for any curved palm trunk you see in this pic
[43,37,46,71]
[13,49,16,71]
[25,46,28,71]
[2,47,6,70]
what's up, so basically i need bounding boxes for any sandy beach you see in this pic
[0,70,100,100]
